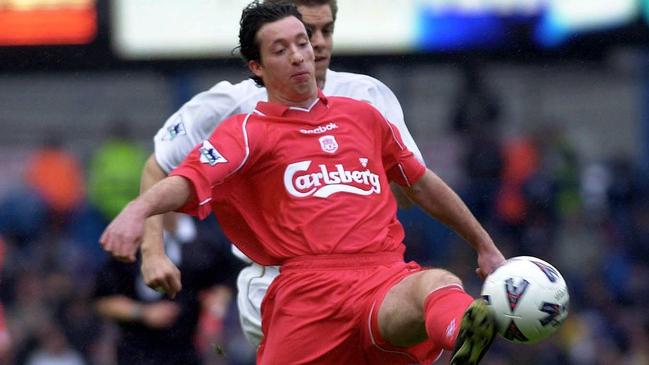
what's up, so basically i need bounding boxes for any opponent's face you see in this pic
[298,4,334,88]
[249,16,317,103]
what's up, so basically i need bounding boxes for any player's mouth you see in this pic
[314,56,329,64]
[291,71,311,82]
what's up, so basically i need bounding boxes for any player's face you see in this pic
[298,4,334,88]
[249,16,317,104]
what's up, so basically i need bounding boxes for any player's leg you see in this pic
[236,263,280,347]
[377,268,467,347]
[376,268,495,365]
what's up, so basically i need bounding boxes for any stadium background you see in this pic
[1,0,649,364]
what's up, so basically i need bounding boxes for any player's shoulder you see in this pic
[326,69,394,93]
[324,69,400,113]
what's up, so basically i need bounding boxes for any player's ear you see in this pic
[248,60,263,80]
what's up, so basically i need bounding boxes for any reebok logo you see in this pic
[284,160,381,198]
[300,122,338,135]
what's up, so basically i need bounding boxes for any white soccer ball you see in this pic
[480,256,569,344]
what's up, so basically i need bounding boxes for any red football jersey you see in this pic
[171,92,426,265]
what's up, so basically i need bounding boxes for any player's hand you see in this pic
[141,253,182,299]
[476,248,506,280]
[100,201,146,262]
[141,302,181,329]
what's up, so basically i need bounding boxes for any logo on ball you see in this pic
[531,260,560,283]
[505,278,529,312]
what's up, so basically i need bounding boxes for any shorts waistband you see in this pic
[281,252,403,271]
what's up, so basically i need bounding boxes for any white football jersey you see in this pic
[154,69,424,173]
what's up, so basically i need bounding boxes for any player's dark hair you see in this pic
[237,1,304,86]
[264,0,338,21]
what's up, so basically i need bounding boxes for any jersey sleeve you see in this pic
[360,78,426,165]
[154,80,265,173]
[370,107,426,187]
[170,115,252,220]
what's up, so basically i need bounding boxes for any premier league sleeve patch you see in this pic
[163,122,187,141]
[199,140,228,166]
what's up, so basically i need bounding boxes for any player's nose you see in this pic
[310,30,324,49]
[289,47,305,64]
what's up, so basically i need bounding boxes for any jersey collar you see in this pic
[255,89,329,117]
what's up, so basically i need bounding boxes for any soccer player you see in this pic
[101,2,505,364]
[107,0,426,348]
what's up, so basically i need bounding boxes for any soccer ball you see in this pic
[480,256,569,344]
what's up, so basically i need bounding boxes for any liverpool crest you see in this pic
[319,135,338,153]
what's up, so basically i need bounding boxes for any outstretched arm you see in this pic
[100,175,191,263]
[139,154,168,260]
[403,169,505,278]
[106,154,169,263]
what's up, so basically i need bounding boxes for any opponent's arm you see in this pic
[140,155,167,257]
[138,155,183,297]
[403,169,505,278]
[105,154,169,263]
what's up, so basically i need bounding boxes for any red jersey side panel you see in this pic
[171,94,425,265]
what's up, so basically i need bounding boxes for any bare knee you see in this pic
[377,269,463,347]
[416,269,463,299]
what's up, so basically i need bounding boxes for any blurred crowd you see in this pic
[0,67,648,365]
[0,120,253,365]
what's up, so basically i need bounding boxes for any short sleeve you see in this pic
[371,107,426,186]
[170,115,251,219]
[155,80,266,173]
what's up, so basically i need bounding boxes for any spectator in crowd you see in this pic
[0,132,84,245]
[87,119,148,223]
[24,133,85,229]
[25,321,86,365]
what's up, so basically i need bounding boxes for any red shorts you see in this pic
[257,252,444,365]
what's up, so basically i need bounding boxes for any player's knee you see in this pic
[420,268,462,293]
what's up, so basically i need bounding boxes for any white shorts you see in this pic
[236,262,280,347]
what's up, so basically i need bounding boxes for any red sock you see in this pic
[423,285,473,350]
